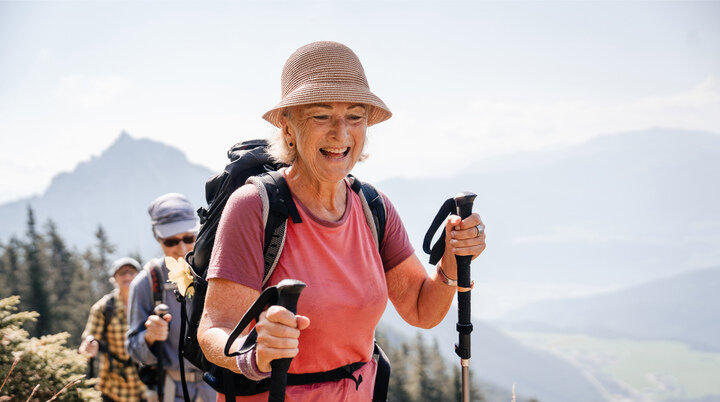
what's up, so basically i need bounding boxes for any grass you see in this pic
[505,331,720,401]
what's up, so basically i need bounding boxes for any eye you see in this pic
[312,114,330,121]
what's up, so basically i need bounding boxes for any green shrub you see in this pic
[0,296,100,401]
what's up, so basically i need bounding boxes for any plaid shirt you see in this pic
[82,289,146,401]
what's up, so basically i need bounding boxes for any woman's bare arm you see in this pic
[387,213,485,329]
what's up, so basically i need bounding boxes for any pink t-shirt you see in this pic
[209,178,413,401]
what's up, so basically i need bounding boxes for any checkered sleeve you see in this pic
[81,298,105,341]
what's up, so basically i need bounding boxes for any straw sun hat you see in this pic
[262,41,392,127]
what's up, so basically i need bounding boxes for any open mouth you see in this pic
[320,147,350,158]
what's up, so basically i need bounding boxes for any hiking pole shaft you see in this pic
[454,192,476,402]
[268,279,307,402]
[153,304,169,402]
[462,359,470,402]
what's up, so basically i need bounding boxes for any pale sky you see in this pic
[1,0,719,204]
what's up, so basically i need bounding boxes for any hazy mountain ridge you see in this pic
[0,132,215,258]
[494,265,720,352]
[379,128,720,288]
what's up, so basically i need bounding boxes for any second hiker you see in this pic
[126,193,216,402]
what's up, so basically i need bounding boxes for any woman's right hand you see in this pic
[254,306,310,373]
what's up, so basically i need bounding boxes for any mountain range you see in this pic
[494,265,720,352]
[0,132,213,259]
[382,128,720,290]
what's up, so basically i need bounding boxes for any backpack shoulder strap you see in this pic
[145,259,165,307]
[102,292,116,341]
[246,171,301,287]
[348,175,387,250]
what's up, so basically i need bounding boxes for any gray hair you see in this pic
[267,107,370,165]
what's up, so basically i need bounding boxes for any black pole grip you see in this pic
[152,303,169,401]
[268,279,307,402]
[454,192,476,360]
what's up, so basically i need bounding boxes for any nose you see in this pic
[180,241,194,256]
[331,116,349,139]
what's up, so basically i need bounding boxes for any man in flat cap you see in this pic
[126,193,215,402]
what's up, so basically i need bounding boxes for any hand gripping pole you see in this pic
[153,304,170,401]
[268,279,307,402]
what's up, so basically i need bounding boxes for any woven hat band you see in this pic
[263,41,391,127]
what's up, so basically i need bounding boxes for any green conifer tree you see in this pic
[24,206,51,337]
[0,237,29,311]
[45,220,93,344]
[83,225,115,302]
[427,338,452,401]
[387,341,413,402]
[0,241,7,299]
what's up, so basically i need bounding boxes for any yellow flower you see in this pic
[165,256,195,298]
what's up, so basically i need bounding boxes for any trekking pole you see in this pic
[153,303,170,402]
[268,279,307,402]
[454,192,477,402]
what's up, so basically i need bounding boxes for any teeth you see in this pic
[321,147,348,153]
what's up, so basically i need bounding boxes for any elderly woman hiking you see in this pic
[197,41,486,401]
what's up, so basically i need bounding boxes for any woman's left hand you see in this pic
[439,213,486,278]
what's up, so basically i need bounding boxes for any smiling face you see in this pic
[283,102,368,184]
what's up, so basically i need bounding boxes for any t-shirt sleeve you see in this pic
[207,183,266,290]
[379,192,414,271]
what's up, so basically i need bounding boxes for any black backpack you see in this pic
[178,139,390,401]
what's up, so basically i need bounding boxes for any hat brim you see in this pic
[153,220,200,239]
[109,257,141,276]
[262,83,392,128]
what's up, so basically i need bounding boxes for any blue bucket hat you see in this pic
[148,193,200,239]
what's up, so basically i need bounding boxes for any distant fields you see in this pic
[504,331,720,401]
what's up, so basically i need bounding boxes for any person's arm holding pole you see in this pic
[386,198,484,330]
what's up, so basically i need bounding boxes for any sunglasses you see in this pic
[161,235,196,247]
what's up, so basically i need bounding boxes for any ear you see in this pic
[279,115,296,143]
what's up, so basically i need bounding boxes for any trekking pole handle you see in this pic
[275,279,307,315]
[454,192,476,221]
[269,279,307,402]
[153,304,170,318]
[454,192,476,361]
[454,192,476,288]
